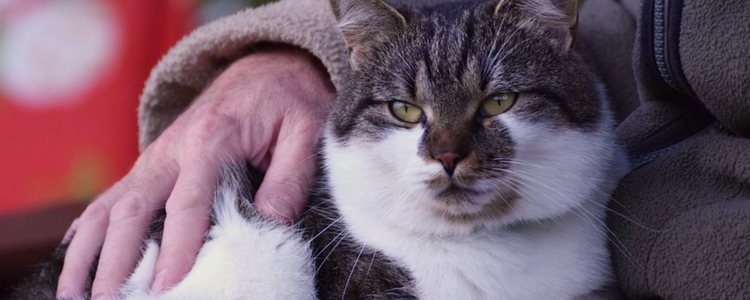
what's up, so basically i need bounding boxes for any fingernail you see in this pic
[56,290,82,300]
[264,197,298,223]
[92,293,117,300]
[151,270,167,294]
[61,218,79,244]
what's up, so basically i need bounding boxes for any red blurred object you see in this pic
[0,0,197,215]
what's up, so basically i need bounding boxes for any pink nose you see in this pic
[434,152,463,176]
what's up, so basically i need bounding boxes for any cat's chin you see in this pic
[427,189,517,226]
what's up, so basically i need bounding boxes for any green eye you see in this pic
[480,93,517,117]
[389,101,424,123]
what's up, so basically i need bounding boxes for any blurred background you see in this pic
[0,0,273,294]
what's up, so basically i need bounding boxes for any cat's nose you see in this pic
[433,152,464,176]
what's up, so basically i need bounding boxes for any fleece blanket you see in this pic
[580,0,750,298]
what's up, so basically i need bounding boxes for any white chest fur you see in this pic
[338,202,612,300]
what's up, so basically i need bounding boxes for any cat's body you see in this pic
[16,0,629,299]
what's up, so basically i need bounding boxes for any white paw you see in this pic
[121,182,317,300]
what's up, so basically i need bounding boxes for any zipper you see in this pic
[653,0,677,89]
[652,0,697,98]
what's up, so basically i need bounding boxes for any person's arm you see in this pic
[56,0,349,298]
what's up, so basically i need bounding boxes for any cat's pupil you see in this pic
[389,101,424,123]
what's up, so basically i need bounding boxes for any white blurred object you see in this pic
[0,0,118,108]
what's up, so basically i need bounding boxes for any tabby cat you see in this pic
[16,0,628,299]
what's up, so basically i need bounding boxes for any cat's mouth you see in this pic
[425,170,478,190]
[430,182,486,210]
[429,181,518,223]
[437,184,479,199]
[424,173,517,221]
[424,168,483,198]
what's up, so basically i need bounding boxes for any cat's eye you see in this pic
[389,101,424,123]
[479,93,517,117]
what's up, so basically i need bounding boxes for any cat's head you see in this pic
[324,0,624,236]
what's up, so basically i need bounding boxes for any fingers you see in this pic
[150,160,219,293]
[57,180,126,298]
[90,170,177,299]
[61,218,80,244]
[255,114,321,223]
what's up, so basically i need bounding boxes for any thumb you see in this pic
[254,117,321,223]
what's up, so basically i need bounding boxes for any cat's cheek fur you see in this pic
[118,183,317,300]
[498,112,628,225]
[325,127,479,237]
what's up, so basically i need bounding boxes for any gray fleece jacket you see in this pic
[138,0,750,299]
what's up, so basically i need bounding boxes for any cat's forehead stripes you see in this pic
[329,0,605,145]
[410,7,487,122]
[410,2,601,130]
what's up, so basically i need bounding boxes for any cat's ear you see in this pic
[495,0,579,53]
[329,0,407,70]
[551,0,579,52]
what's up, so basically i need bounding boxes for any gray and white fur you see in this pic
[14,0,628,299]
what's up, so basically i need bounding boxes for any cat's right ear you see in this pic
[494,0,579,54]
[329,0,407,70]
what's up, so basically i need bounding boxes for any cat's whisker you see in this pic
[389,185,422,224]
[498,169,634,260]
[490,159,555,170]
[491,18,522,57]
[580,193,663,233]
[296,195,335,219]
[364,251,377,282]
[484,2,514,77]
[342,244,367,300]
[309,216,344,243]
[491,161,660,233]
[491,157,553,165]
[313,227,348,260]
[500,175,633,260]
[315,229,350,274]
[495,37,543,68]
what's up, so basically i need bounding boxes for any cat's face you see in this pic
[325,0,622,235]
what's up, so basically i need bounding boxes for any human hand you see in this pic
[56,47,335,299]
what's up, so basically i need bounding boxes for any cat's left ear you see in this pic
[495,0,579,53]
[329,0,407,70]
[553,0,578,52]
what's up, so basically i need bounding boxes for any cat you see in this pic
[14,0,629,299]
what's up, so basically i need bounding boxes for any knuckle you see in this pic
[182,114,241,159]
[160,124,181,141]
[267,175,310,197]
[125,167,172,192]
[109,192,151,224]
[287,110,324,133]
[132,151,164,174]
[159,243,198,264]
[165,190,211,215]
[298,119,325,138]
[79,203,110,227]
[186,112,234,142]
[139,130,177,163]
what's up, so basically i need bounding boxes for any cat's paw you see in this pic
[120,178,317,299]
[170,217,317,299]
